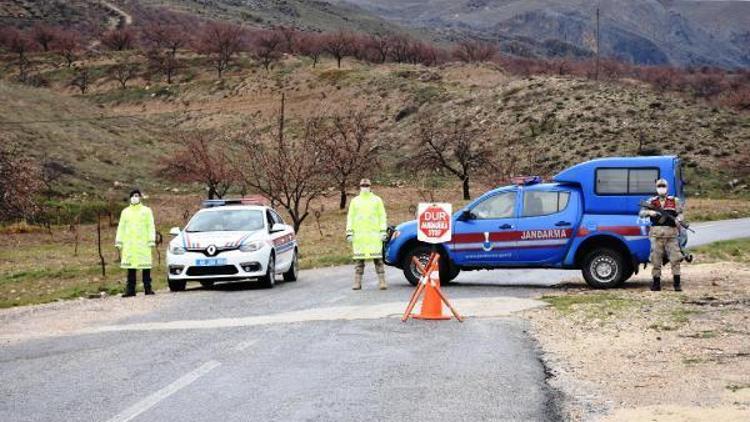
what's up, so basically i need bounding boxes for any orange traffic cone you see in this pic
[402,252,464,323]
[413,271,450,320]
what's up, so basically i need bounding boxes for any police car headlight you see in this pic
[170,245,186,255]
[240,241,264,252]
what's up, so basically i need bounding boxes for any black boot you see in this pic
[650,276,661,291]
[122,281,136,297]
[122,269,136,297]
[673,275,682,292]
[143,269,155,295]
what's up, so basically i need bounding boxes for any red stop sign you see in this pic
[418,205,451,240]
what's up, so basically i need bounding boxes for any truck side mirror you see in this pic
[169,227,181,236]
[457,210,473,221]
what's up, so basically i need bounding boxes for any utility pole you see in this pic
[595,6,600,81]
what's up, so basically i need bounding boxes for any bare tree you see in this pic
[161,131,236,199]
[452,40,499,63]
[412,115,494,200]
[368,34,392,63]
[142,23,187,57]
[3,28,36,82]
[250,29,283,71]
[146,49,179,84]
[297,32,324,67]
[110,59,139,89]
[52,30,81,68]
[31,24,57,52]
[276,26,299,53]
[70,65,92,94]
[318,112,379,209]
[0,143,42,221]
[196,22,244,78]
[237,95,329,231]
[101,28,137,51]
[388,34,413,63]
[322,31,354,68]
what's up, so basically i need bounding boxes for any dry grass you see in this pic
[529,263,750,419]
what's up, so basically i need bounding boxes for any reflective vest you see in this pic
[648,196,680,227]
[346,192,387,260]
[115,204,156,269]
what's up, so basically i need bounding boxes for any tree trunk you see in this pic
[208,186,216,199]
[337,56,342,68]
[462,177,470,200]
[339,189,347,210]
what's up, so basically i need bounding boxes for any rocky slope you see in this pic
[336,0,750,68]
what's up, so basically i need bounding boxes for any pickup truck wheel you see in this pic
[402,246,458,286]
[168,279,186,292]
[582,248,626,289]
[258,255,276,289]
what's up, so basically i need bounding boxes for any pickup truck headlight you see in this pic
[170,245,186,255]
[240,241,264,252]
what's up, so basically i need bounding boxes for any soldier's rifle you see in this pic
[639,200,695,233]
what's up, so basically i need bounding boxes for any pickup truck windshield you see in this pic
[186,210,265,232]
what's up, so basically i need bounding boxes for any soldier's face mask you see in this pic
[656,186,667,196]
[360,186,371,193]
[130,195,141,205]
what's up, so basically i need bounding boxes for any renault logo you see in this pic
[206,245,217,256]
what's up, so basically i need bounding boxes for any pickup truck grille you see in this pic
[186,265,239,276]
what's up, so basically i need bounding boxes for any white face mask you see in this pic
[360,187,371,194]
[656,187,667,196]
[130,195,141,205]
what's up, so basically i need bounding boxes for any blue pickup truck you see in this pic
[384,156,686,288]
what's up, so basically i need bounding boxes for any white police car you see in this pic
[166,198,299,291]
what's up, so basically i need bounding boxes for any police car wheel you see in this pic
[283,251,299,282]
[259,255,276,288]
[402,245,458,286]
[200,281,215,288]
[582,248,625,289]
[168,279,186,292]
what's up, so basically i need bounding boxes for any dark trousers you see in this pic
[126,269,152,293]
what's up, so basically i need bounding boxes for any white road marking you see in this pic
[233,339,258,352]
[105,360,221,422]
[326,295,346,304]
[68,296,545,335]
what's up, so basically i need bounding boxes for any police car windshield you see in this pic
[186,210,264,233]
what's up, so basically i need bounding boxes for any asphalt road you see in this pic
[1,218,747,422]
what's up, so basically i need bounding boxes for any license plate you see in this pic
[195,258,227,266]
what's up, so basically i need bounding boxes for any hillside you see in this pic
[0,81,170,193]
[0,0,414,37]
[335,0,750,68]
[5,51,748,197]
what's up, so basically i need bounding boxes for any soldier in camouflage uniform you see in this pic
[639,179,684,292]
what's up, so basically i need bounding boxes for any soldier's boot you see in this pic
[650,277,661,292]
[377,273,387,290]
[122,280,136,297]
[144,282,155,296]
[352,273,362,290]
[673,275,682,292]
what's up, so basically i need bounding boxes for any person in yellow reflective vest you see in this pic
[346,179,388,290]
[116,189,156,297]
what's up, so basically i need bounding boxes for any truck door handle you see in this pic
[499,224,513,230]
[555,221,571,227]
